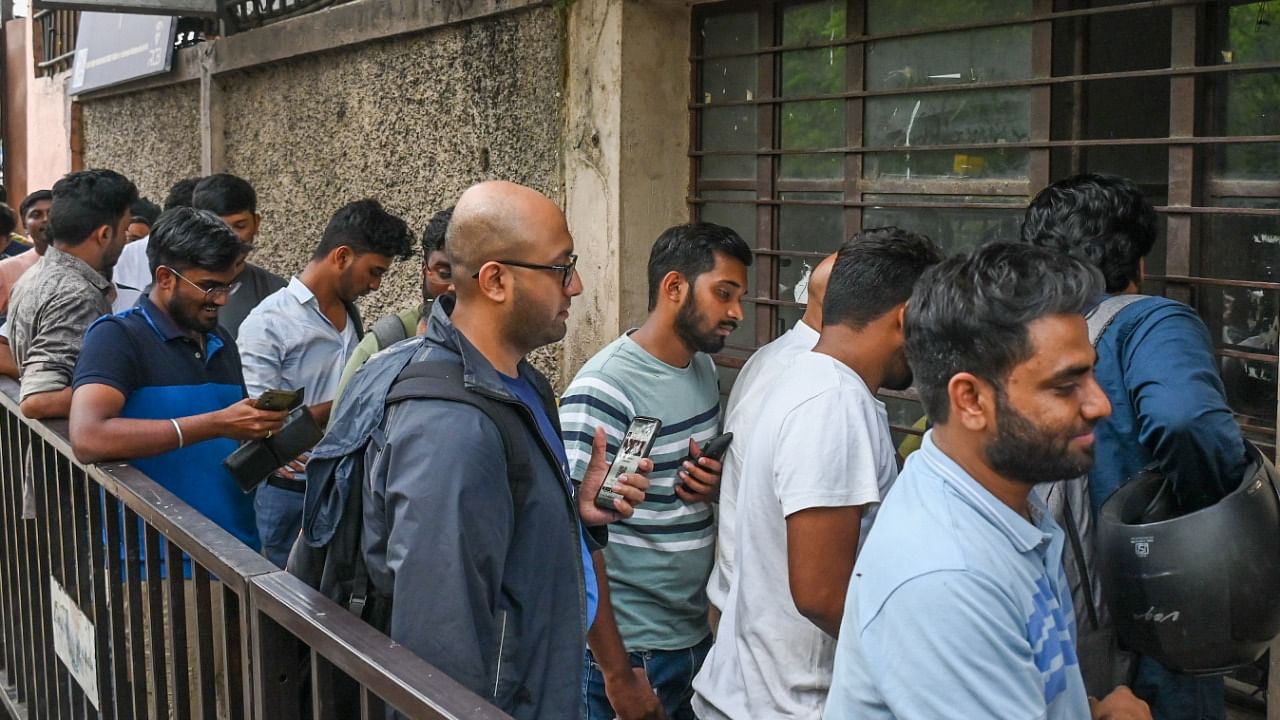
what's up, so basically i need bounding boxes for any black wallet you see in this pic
[224,407,324,493]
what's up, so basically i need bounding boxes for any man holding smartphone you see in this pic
[560,223,751,720]
[693,228,940,719]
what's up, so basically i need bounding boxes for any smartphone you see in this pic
[595,416,663,510]
[255,388,303,411]
[685,432,733,466]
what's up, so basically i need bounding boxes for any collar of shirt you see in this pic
[917,431,1056,554]
[137,295,226,360]
[45,245,111,295]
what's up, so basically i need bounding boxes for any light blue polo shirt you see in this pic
[825,432,1090,720]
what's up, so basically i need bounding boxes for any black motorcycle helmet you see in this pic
[1097,442,1280,674]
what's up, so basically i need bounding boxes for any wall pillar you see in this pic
[562,0,692,384]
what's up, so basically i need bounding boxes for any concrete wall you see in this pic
[4,18,75,206]
[81,81,201,204]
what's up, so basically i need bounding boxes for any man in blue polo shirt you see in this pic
[825,244,1150,720]
[68,207,289,549]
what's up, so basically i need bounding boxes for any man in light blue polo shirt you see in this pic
[825,243,1150,720]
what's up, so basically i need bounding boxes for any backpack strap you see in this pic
[386,360,533,514]
[1087,294,1148,345]
[371,313,410,352]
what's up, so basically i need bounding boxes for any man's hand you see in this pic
[604,667,666,720]
[214,398,288,442]
[674,437,722,503]
[579,426,652,526]
[1090,686,1152,720]
[275,453,310,481]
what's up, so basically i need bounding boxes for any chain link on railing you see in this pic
[0,377,512,720]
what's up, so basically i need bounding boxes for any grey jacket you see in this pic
[361,298,595,720]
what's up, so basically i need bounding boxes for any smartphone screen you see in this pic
[595,416,662,510]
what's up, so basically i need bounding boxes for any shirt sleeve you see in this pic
[72,319,141,397]
[774,388,886,516]
[1122,304,1250,510]
[19,290,108,400]
[558,371,633,482]
[860,571,1052,720]
[235,311,286,400]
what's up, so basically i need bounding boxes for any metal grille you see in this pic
[692,0,1280,457]
[221,0,355,33]
[33,9,78,77]
[0,378,514,720]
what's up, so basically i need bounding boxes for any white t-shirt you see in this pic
[113,237,150,292]
[692,351,898,720]
[708,319,819,612]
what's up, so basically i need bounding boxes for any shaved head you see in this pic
[801,252,837,329]
[446,181,569,287]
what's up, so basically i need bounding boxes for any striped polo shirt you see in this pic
[825,432,1089,719]
[560,333,720,651]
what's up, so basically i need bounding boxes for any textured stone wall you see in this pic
[221,5,565,382]
[80,81,202,204]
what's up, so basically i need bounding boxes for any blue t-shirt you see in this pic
[825,433,1089,720]
[499,372,599,628]
[73,296,259,551]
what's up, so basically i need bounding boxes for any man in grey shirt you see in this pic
[191,174,288,339]
[9,169,138,420]
[238,199,414,567]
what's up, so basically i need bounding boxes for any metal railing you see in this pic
[0,377,511,720]
[32,8,78,77]
[220,0,355,34]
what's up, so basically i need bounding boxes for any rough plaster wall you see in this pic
[80,82,202,204]
[221,6,566,383]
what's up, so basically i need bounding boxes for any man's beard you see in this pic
[675,294,736,354]
[507,286,568,352]
[168,295,218,334]
[985,391,1096,487]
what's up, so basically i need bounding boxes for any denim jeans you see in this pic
[582,635,712,720]
[1132,656,1225,720]
[255,482,304,568]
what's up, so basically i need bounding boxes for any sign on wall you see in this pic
[69,12,177,95]
[49,576,100,709]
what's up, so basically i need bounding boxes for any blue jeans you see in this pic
[582,635,712,720]
[1132,656,1225,720]
[254,482,304,568]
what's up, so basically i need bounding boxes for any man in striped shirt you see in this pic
[560,223,751,720]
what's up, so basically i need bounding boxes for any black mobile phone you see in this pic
[686,431,733,465]
[595,416,663,510]
[255,387,303,411]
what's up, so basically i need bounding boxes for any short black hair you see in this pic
[647,222,753,310]
[49,169,138,247]
[423,206,453,257]
[1022,173,1156,293]
[906,242,1104,424]
[163,177,203,211]
[0,205,16,237]
[824,227,941,329]
[130,197,162,227]
[192,173,257,217]
[147,207,250,277]
[19,189,51,219]
[312,199,414,261]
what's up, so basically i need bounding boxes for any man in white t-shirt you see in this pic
[707,251,834,625]
[692,227,940,719]
[114,177,201,292]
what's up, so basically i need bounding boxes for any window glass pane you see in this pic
[781,100,845,180]
[775,254,828,307]
[868,0,1030,35]
[863,195,1022,255]
[867,25,1033,88]
[699,191,757,247]
[1201,284,1278,440]
[779,192,844,255]
[1201,199,1280,284]
[782,47,845,97]
[703,57,757,104]
[700,106,757,180]
[783,0,847,44]
[700,11,757,56]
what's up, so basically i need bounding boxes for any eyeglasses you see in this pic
[472,254,578,288]
[163,265,241,304]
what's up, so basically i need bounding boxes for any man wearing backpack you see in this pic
[1023,174,1249,720]
[306,181,650,719]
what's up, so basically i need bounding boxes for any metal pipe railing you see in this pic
[0,376,511,719]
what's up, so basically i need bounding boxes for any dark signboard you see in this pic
[69,12,177,95]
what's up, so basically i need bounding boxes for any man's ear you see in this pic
[948,372,994,432]
[332,245,354,268]
[661,271,687,306]
[474,262,509,303]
